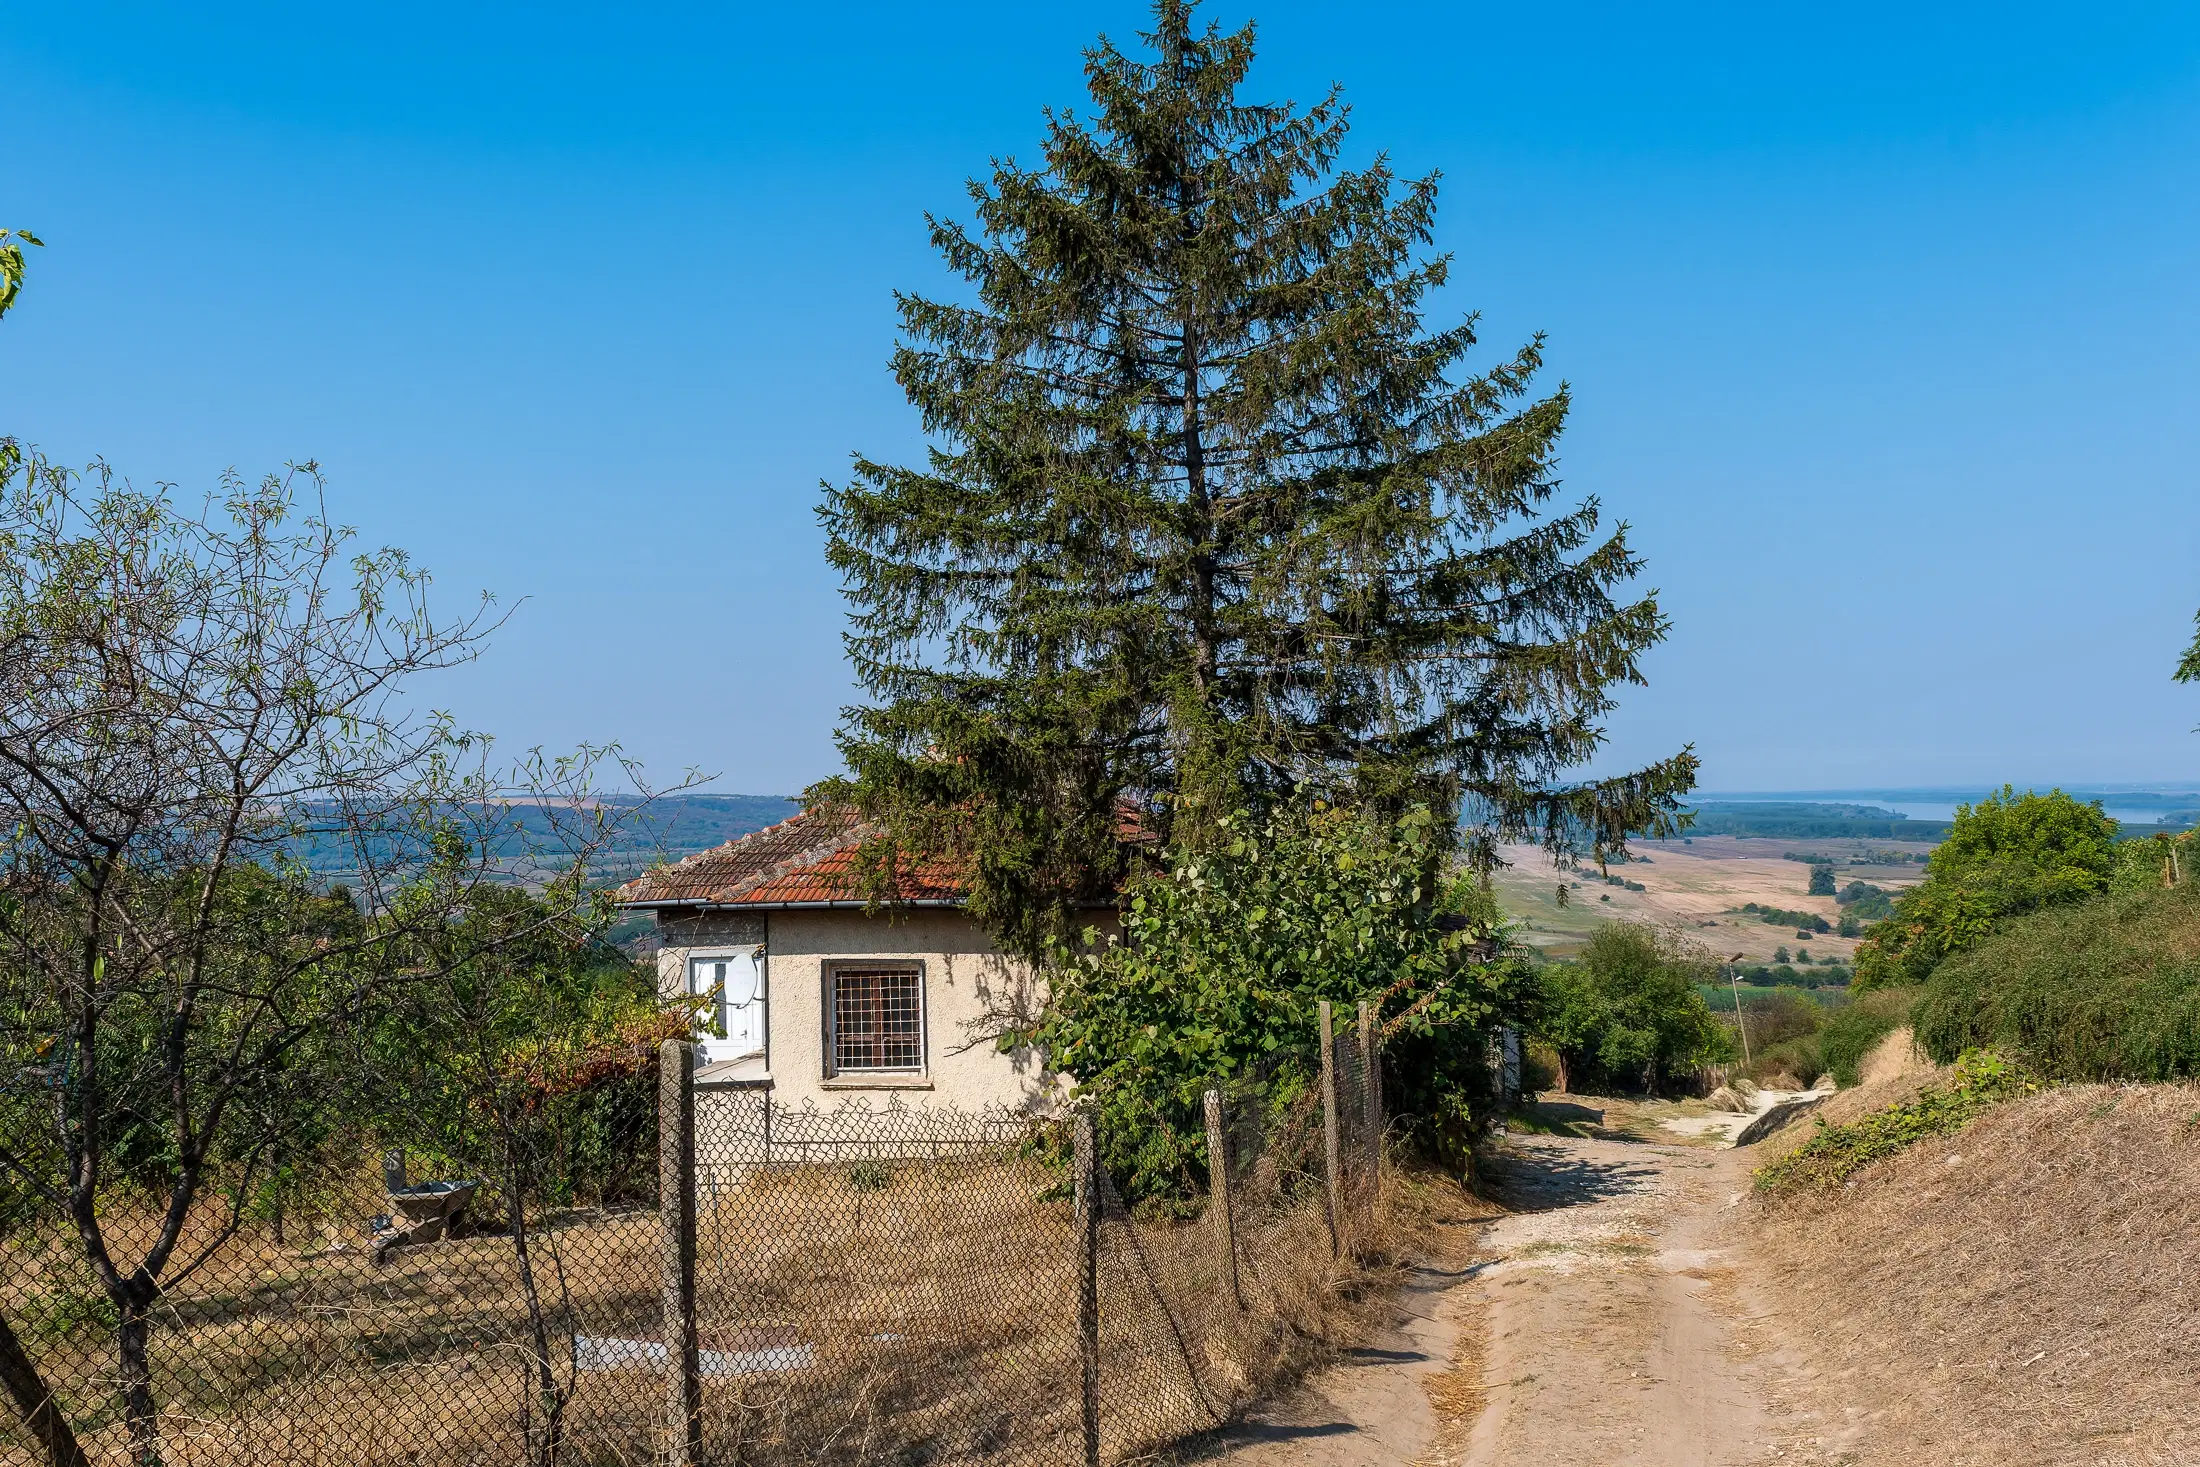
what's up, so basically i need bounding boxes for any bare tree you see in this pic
[0,446,674,1465]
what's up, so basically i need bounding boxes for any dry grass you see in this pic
[1754,1068,2200,1465]
[4,1136,1449,1466]
[1490,836,1928,961]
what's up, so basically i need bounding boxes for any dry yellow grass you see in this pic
[4,1143,1451,1466]
[1492,836,1929,961]
[1754,1076,2200,1465]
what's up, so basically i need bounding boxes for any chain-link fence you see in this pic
[2,1002,1390,1467]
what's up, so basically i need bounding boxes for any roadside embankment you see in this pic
[1748,1031,2200,1464]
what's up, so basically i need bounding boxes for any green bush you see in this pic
[1031,802,1532,1201]
[1854,787,2119,991]
[1726,987,1826,1085]
[1913,879,2200,1081]
[1836,881,1896,919]
[1741,987,1823,1047]
[1748,1034,1825,1087]
[1742,902,1832,933]
[1754,1051,2036,1195]
[1535,924,1727,1093]
[1816,986,1915,1087]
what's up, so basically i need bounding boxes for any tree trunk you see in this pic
[116,1300,159,1467]
[0,1312,90,1467]
[1554,1053,1571,1094]
[506,1152,564,1467]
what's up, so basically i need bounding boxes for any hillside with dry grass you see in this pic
[1490,837,1930,962]
[1749,1035,2200,1465]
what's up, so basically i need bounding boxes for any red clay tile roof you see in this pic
[613,806,967,908]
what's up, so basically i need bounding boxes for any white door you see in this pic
[688,948,765,1064]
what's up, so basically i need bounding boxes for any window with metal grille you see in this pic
[831,966,923,1072]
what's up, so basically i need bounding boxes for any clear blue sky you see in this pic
[8,2,2199,797]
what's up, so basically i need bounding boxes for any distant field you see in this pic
[1490,835,1933,961]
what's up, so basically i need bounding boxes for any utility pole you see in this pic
[1727,953,1752,1068]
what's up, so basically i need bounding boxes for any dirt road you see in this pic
[1202,1102,1828,1467]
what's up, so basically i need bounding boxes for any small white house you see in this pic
[615,808,1062,1113]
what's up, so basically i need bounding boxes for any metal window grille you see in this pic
[832,965,922,1071]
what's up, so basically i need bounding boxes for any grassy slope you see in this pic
[1753,1081,2200,1465]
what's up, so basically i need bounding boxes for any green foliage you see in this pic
[1713,962,1851,992]
[1724,987,1827,1085]
[372,878,671,1209]
[1817,986,1917,1087]
[1741,903,1831,933]
[1853,787,2119,991]
[1836,881,1896,919]
[1741,988,1823,1046]
[1029,801,1529,1200]
[0,227,40,320]
[1534,924,1726,1093]
[2178,606,2200,684]
[1753,1051,2036,1195]
[1699,979,1849,1007]
[1684,804,1951,842]
[1748,1034,1825,1087]
[814,0,1695,959]
[2110,830,2194,894]
[1913,877,2200,1082]
[1807,862,1836,896]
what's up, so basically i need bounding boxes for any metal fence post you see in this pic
[1357,1000,1382,1200]
[1318,1000,1342,1258]
[1073,1109,1102,1467]
[659,1039,702,1467]
[1202,1089,1242,1314]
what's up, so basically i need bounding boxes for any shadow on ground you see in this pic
[1477,1136,1663,1212]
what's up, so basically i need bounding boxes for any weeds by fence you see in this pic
[2,1005,1393,1466]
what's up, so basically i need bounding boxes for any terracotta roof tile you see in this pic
[613,806,967,908]
[616,800,1153,910]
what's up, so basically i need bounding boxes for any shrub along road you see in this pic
[1200,1097,1842,1466]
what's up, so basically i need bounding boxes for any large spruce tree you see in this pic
[816,1,1695,956]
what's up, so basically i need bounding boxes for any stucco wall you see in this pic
[655,907,1057,1114]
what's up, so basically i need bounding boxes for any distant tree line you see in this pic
[1740,902,1832,933]
[1683,804,1953,842]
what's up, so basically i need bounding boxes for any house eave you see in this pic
[618,898,968,912]
[619,896,1117,913]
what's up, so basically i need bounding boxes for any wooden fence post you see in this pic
[1203,1089,1242,1314]
[1318,1000,1342,1258]
[1073,1108,1101,1467]
[1357,1001,1382,1199]
[659,1039,702,1467]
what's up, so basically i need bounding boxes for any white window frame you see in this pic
[823,960,927,1077]
[686,946,766,1064]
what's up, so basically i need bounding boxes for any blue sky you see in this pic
[7,2,2200,797]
